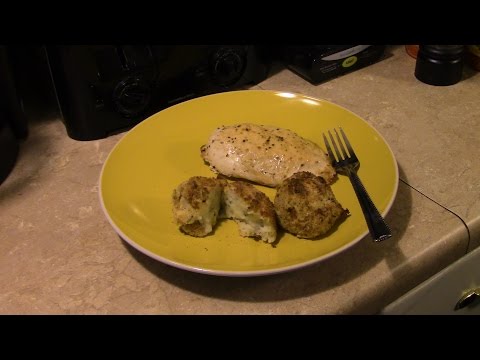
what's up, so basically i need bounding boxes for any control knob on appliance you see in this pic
[112,76,151,118]
[210,47,246,86]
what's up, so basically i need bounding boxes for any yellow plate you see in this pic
[99,90,398,277]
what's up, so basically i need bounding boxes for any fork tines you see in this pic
[323,128,358,165]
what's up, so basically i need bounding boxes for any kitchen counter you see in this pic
[0,45,478,314]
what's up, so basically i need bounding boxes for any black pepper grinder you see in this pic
[414,45,465,86]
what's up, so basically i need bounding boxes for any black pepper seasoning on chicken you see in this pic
[200,123,336,187]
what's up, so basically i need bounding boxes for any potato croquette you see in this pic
[274,172,347,238]
[220,181,277,243]
[172,176,224,237]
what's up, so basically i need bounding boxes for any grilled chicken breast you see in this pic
[200,123,336,187]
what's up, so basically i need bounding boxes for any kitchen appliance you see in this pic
[46,45,272,141]
[282,45,387,84]
[0,114,18,186]
[0,46,28,185]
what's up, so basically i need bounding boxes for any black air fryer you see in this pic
[0,113,18,186]
[46,45,272,141]
[0,46,28,185]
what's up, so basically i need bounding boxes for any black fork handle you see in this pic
[347,170,392,242]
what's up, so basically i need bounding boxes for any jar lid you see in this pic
[419,45,465,59]
[415,46,465,86]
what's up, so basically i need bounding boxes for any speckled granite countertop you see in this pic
[1,46,478,314]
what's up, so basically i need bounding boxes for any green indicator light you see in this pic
[342,56,357,68]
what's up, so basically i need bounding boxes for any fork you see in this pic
[323,128,392,242]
